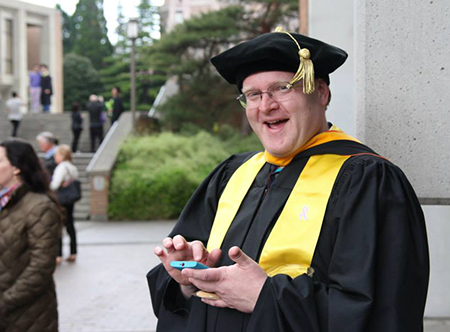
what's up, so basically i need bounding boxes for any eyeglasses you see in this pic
[236,81,299,109]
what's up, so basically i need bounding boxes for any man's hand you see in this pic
[181,246,267,313]
[154,235,222,296]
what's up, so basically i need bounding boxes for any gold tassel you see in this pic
[274,27,315,94]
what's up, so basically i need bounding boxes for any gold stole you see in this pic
[207,131,358,278]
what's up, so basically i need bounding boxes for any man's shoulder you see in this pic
[228,151,260,164]
[212,151,260,176]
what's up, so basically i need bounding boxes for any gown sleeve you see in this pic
[247,156,430,332]
[147,153,253,319]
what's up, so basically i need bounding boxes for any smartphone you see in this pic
[170,261,209,270]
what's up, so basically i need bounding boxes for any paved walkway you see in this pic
[55,221,175,332]
[55,221,449,332]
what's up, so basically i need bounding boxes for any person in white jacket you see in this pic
[5,92,23,137]
[50,144,79,264]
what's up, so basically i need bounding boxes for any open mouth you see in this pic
[265,119,289,129]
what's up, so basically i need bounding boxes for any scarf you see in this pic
[0,183,21,211]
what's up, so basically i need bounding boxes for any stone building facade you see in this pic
[0,0,63,113]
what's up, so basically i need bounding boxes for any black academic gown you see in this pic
[147,139,429,332]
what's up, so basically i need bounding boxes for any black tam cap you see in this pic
[211,28,348,93]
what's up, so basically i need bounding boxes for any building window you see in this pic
[5,19,13,74]
[175,10,184,24]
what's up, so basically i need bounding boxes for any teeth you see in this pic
[267,120,283,124]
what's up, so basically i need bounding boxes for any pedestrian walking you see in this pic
[87,94,104,152]
[29,64,42,113]
[0,139,62,332]
[40,64,53,113]
[110,87,124,125]
[36,131,59,178]
[5,92,23,137]
[50,144,79,264]
[71,102,83,153]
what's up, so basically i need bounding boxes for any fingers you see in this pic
[154,246,165,257]
[206,248,222,267]
[200,298,228,308]
[157,235,210,264]
[154,246,169,265]
[162,237,176,254]
[172,235,187,251]
[191,240,208,262]
[228,246,253,267]
[182,266,222,281]
[187,272,221,293]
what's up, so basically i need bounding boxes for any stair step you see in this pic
[0,113,112,221]
[74,205,90,212]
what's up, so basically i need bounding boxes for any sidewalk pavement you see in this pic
[55,220,176,332]
[55,221,450,332]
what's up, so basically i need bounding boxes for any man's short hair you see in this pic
[11,92,17,97]
[36,131,58,145]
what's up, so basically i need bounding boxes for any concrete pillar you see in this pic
[90,174,110,221]
[309,0,356,136]
[53,11,63,114]
[354,0,450,318]
[355,0,450,200]
[17,8,28,113]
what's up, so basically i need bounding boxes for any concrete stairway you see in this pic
[0,112,110,220]
[72,153,94,220]
[0,111,110,152]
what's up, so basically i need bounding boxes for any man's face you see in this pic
[111,88,118,97]
[37,139,52,153]
[243,71,329,158]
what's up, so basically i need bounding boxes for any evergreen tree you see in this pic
[71,0,113,69]
[235,0,299,34]
[115,2,128,55]
[99,0,164,112]
[143,0,299,132]
[63,53,102,110]
[136,0,159,47]
[56,4,75,54]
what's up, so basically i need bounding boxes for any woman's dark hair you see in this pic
[0,139,50,193]
[71,102,80,112]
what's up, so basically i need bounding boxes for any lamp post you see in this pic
[127,18,139,130]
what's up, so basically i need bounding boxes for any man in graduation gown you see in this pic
[147,28,429,332]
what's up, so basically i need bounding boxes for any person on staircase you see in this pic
[40,64,53,113]
[110,87,125,125]
[87,94,104,152]
[29,64,42,113]
[5,92,23,138]
[71,102,83,153]
[50,144,79,264]
[36,131,59,178]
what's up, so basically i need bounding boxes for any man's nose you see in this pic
[258,92,277,112]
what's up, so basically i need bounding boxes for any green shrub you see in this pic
[109,131,260,220]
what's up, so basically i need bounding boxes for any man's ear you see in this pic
[315,79,330,107]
